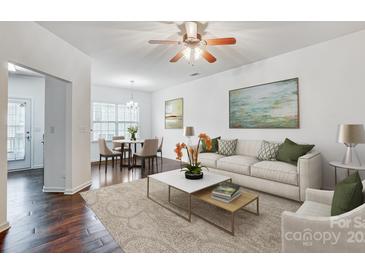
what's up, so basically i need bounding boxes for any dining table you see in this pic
[112,139,144,169]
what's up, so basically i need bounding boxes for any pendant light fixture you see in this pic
[126,80,139,110]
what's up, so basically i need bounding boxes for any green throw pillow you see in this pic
[331,172,364,216]
[201,136,220,153]
[276,138,314,165]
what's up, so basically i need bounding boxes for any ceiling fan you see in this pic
[148,22,236,64]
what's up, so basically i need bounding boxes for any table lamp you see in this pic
[184,126,195,146]
[337,124,365,166]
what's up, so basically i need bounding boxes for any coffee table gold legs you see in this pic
[188,194,191,222]
[168,185,171,203]
[147,178,192,222]
[147,176,150,198]
[241,197,260,216]
[146,177,259,235]
[231,212,235,235]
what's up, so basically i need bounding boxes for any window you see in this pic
[7,101,26,161]
[92,102,139,141]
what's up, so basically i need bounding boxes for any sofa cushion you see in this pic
[216,155,259,175]
[199,153,226,168]
[235,140,262,157]
[296,201,331,217]
[251,160,298,186]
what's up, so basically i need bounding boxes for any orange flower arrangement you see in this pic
[198,133,212,152]
[174,133,211,175]
[174,142,186,160]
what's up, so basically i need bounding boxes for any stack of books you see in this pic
[211,182,241,203]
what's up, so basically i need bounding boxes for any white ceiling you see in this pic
[38,21,365,92]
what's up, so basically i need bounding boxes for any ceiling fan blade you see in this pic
[185,21,197,38]
[169,50,184,62]
[202,50,217,63]
[205,37,236,46]
[148,40,180,45]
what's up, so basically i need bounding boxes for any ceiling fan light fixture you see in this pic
[149,21,236,64]
[185,21,197,39]
[183,47,203,62]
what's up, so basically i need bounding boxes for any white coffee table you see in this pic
[147,169,232,222]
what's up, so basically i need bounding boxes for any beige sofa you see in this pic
[199,140,321,201]
[282,184,365,252]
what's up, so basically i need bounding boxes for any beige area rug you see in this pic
[80,179,300,252]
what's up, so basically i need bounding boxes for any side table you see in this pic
[329,161,365,185]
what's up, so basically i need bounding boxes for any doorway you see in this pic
[6,63,70,193]
[7,64,45,172]
[7,98,32,170]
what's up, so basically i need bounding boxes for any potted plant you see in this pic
[127,125,138,141]
[174,133,212,180]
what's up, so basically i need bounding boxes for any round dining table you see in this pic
[112,139,144,169]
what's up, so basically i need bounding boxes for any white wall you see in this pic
[43,76,69,192]
[152,29,365,189]
[8,74,45,169]
[0,22,91,232]
[90,85,152,161]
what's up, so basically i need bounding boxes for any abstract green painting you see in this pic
[229,78,299,128]
[165,98,183,129]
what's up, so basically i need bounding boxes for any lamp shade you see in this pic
[337,124,365,144]
[183,126,195,137]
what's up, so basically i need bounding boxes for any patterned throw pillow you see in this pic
[257,140,281,161]
[218,139,238,156]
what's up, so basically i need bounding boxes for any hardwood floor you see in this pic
[0,158,181,252]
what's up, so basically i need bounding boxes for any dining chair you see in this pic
[112,136,132,161]
[156,136,164,165]
[98,138,122,173]
[133,138,159,172]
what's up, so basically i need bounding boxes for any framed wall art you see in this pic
[165,98,183,129]
[229,78,299,128]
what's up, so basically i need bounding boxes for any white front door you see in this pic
[7,98,32,170]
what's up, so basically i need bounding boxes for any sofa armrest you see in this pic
[306,188,334,205]
[297,151,322,201]
[281,203,365,252]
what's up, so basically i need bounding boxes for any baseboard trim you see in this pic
[64,180,92,195]
[43,186,65,193]
[0,221,10,233]
[8,166,43,173]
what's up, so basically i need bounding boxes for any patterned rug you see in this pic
[80,178,300,252]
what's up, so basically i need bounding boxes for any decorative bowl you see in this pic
[185,171,203,180]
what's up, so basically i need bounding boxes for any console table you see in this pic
[329,161,365,185]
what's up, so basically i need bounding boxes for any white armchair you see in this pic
[282,184,365,252]
[297,151,322,201]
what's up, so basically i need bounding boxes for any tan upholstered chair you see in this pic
[112,136,132,160]
[156,136,164,164]
[98,138,122,172]
[133,138,159,171]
